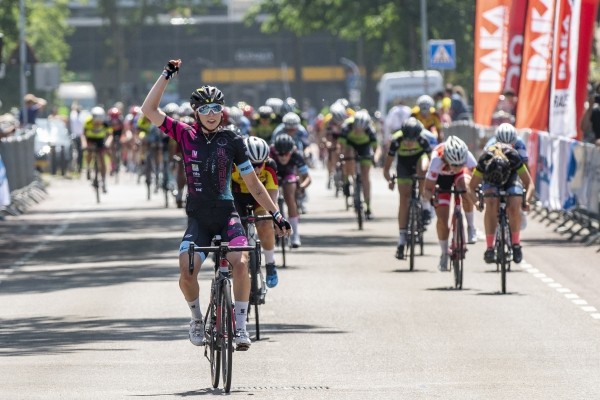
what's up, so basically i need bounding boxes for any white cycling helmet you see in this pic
[417,95,434,113]
[228,106,244,126]
[282,112,301,129]
[91,106,106,122]
[244,136,270,164]
[495,122,518,145]
[444,136,468,165]
[353,109,371,130]
[329,102,347,124]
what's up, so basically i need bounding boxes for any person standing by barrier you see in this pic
[69,102,85,174]
[19,94,47,127]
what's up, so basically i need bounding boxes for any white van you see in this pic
[377,70,444,118]
[57,82,97,110]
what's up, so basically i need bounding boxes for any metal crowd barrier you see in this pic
[445,120,599,251]
[0,129,47,217]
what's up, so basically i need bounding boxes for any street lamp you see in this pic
[420,0,429,93]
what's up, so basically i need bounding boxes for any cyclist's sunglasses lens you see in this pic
[197,103,223,115]
[451,163,462,167]
[252,163,264,169]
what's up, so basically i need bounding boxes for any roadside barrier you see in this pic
[0,129,47,217]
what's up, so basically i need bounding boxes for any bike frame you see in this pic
[406,175,425,271]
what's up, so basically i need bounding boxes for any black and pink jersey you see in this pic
[159,116,253,207]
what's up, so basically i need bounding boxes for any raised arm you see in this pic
[141,59,181,127]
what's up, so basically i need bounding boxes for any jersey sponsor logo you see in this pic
[192,172,200,177]
[217,137,228,146]
[192,150,198,158]
[430,171,438,179]
[192,164,199,171]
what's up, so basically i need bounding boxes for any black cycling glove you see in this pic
[162,61,179,80]
[270,210,292,232]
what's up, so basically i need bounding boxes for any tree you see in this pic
[0,0,72,111]
[244,0,476,102]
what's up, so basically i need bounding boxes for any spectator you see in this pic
[69,102,85,173]
[449,85,471,121]
[19,94,47,126]
[589,94,600,146]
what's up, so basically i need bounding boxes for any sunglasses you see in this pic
[252,162,265,170]
[196,103,223,115]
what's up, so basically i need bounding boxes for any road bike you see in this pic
[143,141,161,201]
[478,188,526,294]
[187,237,255,394]
[347,154,372,230]
[86,146,103,204]
[240,204,273,341]
[332,153,345,198]
[276,184,289,267]
[436,186,467,289]
[406,175,426,271]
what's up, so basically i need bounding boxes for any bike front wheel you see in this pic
[248,249,261,340]
[452,215,465,289]
[220,280,234,393]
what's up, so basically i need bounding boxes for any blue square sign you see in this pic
[428,39,456,70]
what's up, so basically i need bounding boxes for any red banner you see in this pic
[575,0,599,140]
[515,0,556,131]
[473,0,511,125]
[503,0,529,96]
[548,0,576,137]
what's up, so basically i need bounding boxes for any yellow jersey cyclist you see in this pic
[468,142,534,264]
[320,101,353,189]
[232,136,280,288]
[251,105,278,143]
[383,117,433,259]
[338,109,378,219]
[422,136,478,271]
[412,95,444,142]
[83,106,113,193]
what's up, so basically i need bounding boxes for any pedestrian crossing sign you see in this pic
[428,39,456,70]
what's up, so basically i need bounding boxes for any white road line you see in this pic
[520,259,598,322]
[0,213,77,286]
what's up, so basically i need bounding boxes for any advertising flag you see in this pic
[474,0,511,125]
[515,0,556,131]
[503,0,529,96]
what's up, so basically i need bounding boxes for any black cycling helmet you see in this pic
[274,133,296,154]
[484,156,511,186]
[402,117,423,140]
[190,85,224,110]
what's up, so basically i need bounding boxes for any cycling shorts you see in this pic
[396,153,427,184]
[481,172,523,195]
[86,137,106,150]
[179,201,247,263]
[435,171,467,207]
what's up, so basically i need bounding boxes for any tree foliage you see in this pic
[245,0,476,91]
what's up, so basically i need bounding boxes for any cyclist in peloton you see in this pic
[468,142,534,264]
[251,105,277,143]
[232,136,280,288]
[319,101,352,190]
[421,136,478,271]
[271,133,311,248]
[107,106,124,176]
[83,106,112,193]
[141,59,291,350]
[485,123,530,229]
[272,112,311,157]
[338,109,378,219]
[412,95,444,142]
[383,117,433,259]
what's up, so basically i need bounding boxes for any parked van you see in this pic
[377,70,444,118]
[57,82,97,110]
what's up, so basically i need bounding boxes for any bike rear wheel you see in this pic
[208,301,220,389]
[499,219,508,294]
[407,201,418,271]
[220,280,234,393]
[93,153,101,204]
[354,176,363,230]
[248,249,261,340]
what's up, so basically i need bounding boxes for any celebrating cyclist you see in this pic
[232,136,280,288]
[421,136,478,272]
[383,117,433,259]
[271,133,311,248]
[83,106,112,193]
[468,142,534,264]
[338,109,378,219]
[141,59,291,351]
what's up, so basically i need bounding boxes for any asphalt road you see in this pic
[1,165,599,399]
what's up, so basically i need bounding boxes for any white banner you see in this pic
[536,132,553,208]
